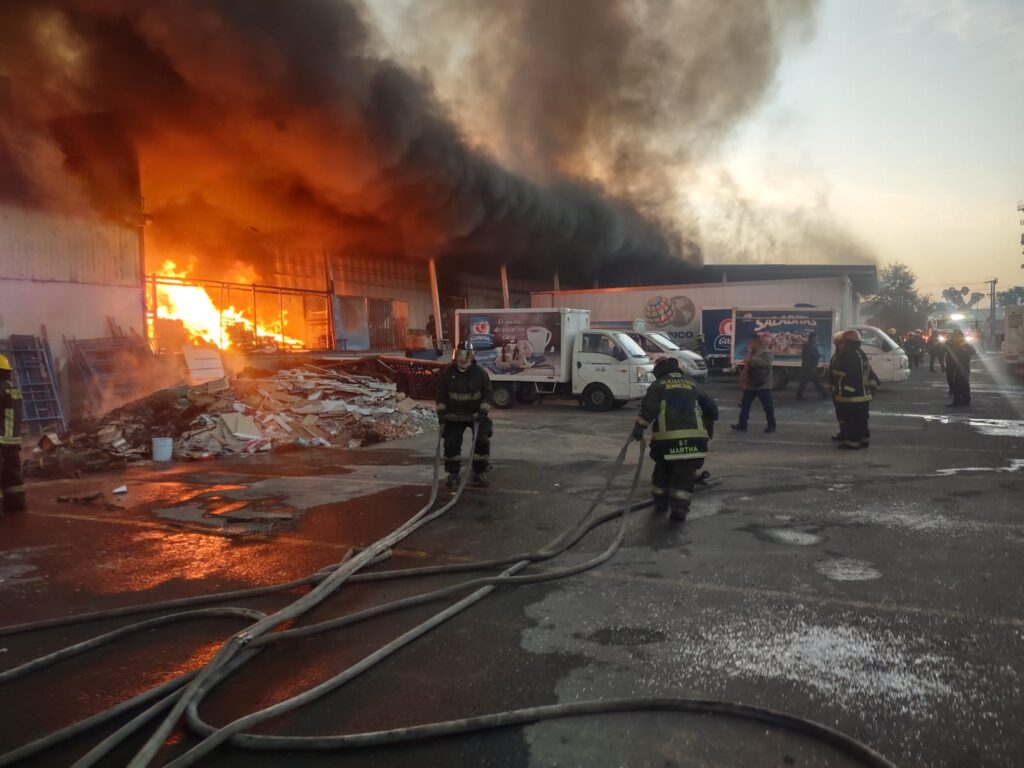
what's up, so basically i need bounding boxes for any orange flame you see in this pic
[155,260,303,350]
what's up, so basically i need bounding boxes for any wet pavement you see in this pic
[1,358,1023,767]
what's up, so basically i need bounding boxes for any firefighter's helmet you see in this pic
[840,328,862,343]
[653,356,680,379]
[0,354,11,372]
[454,340,475,367]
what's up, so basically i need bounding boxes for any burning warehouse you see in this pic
[0,0,702,430]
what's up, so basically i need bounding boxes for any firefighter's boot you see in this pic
[669,500,690,522]
[446,471,460,488]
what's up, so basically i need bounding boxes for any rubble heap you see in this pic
[34,365,438,471]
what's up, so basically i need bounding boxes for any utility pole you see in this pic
[984,277,998,349]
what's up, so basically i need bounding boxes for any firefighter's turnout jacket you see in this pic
[829,347,873,403]
[1,378,21,448]
[636,372,719,460]
[1,376,26,514]
[435,362,493,421]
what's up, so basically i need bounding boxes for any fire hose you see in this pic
[0,423,899,768]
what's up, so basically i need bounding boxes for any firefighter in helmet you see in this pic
[436,341,494,487]
[632,357,718,521]
[0,354,26,515]
[830,329,872,449]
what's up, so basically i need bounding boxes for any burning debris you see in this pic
[31,364,438,476]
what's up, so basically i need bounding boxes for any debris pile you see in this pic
[32,365,437,474]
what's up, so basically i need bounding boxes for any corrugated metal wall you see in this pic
[0,202,140,286]
[330,255,433,333]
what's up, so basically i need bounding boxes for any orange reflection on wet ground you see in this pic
[84,529,324,595]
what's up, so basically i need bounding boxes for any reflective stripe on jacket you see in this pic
[1,381,22,446]
[637,372,719,461]
[830,346,872,403]
[435,363,493,421]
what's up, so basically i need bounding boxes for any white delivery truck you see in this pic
[1004,306,1024,373]
[730,307,910,387]
[532,277,861,351]
[454,307,655,410]
[590,319,708,381]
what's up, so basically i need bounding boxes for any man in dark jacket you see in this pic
[0,354,26,516]
[633,357,718,521]
[830,329,873,449]
[731,335,776,433]
[795,332,828,400]
[944,330,975,407]
[436,342,494,487]
[927,330,945,372]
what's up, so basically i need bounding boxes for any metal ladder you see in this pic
[0,332,68,434]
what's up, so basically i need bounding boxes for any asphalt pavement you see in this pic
[1,358,1022,767]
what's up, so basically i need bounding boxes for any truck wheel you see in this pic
[582,384,614,412]
[516,388,540,404]
[492,383,516,409]
[769,368,789,390]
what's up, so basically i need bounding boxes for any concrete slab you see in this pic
[0,364,1022,766]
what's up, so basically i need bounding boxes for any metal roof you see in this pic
[695,263,878,296]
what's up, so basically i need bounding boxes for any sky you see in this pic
[716,0,1024,298]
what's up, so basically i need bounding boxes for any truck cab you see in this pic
[852,326,911,383]
[624,331,708,382]
[573,330,654,410]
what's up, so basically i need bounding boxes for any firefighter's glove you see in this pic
[631,423,645,442]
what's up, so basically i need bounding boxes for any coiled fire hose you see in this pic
[0,423,899,768]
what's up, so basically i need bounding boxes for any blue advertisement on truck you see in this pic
[700,308,733,368]
[731,308,836,366]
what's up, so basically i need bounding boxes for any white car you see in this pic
[625,331,708,382]
[852,326,911,383]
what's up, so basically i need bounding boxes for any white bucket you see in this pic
[152,437,174,462]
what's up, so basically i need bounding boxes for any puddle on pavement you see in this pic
[0,563,42,588]
[828,500,975,534]
[578,626,668,646]
[875,412,1024,438]
[935,459,1024,476]
[814,557,881,582]
[743,525,823,546]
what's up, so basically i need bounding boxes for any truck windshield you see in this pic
[613,333,648,358]
[647,333,680,351]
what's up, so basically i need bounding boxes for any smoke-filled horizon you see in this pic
[0,0,869,283]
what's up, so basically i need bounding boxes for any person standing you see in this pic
[828,332,845,442]
[830,329,872,449]
[944,329,975,407]
[695,334,706,358]
[927,330,945,373]
[795,332,828,400]
[632,357,718,522]
[731,334,776,433]
[0,355,26,516]
[436,341,494,487]
[426,315,439,356]
[904,332,923,368]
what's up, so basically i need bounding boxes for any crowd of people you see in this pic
[435,322,979,527]
[898,327,976,406]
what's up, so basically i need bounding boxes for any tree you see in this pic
[997,286,1024,307]
[942,286,970,310]
[870,262,930,333]
[940,287,986,311]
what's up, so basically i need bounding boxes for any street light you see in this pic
[950,313,965,321]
